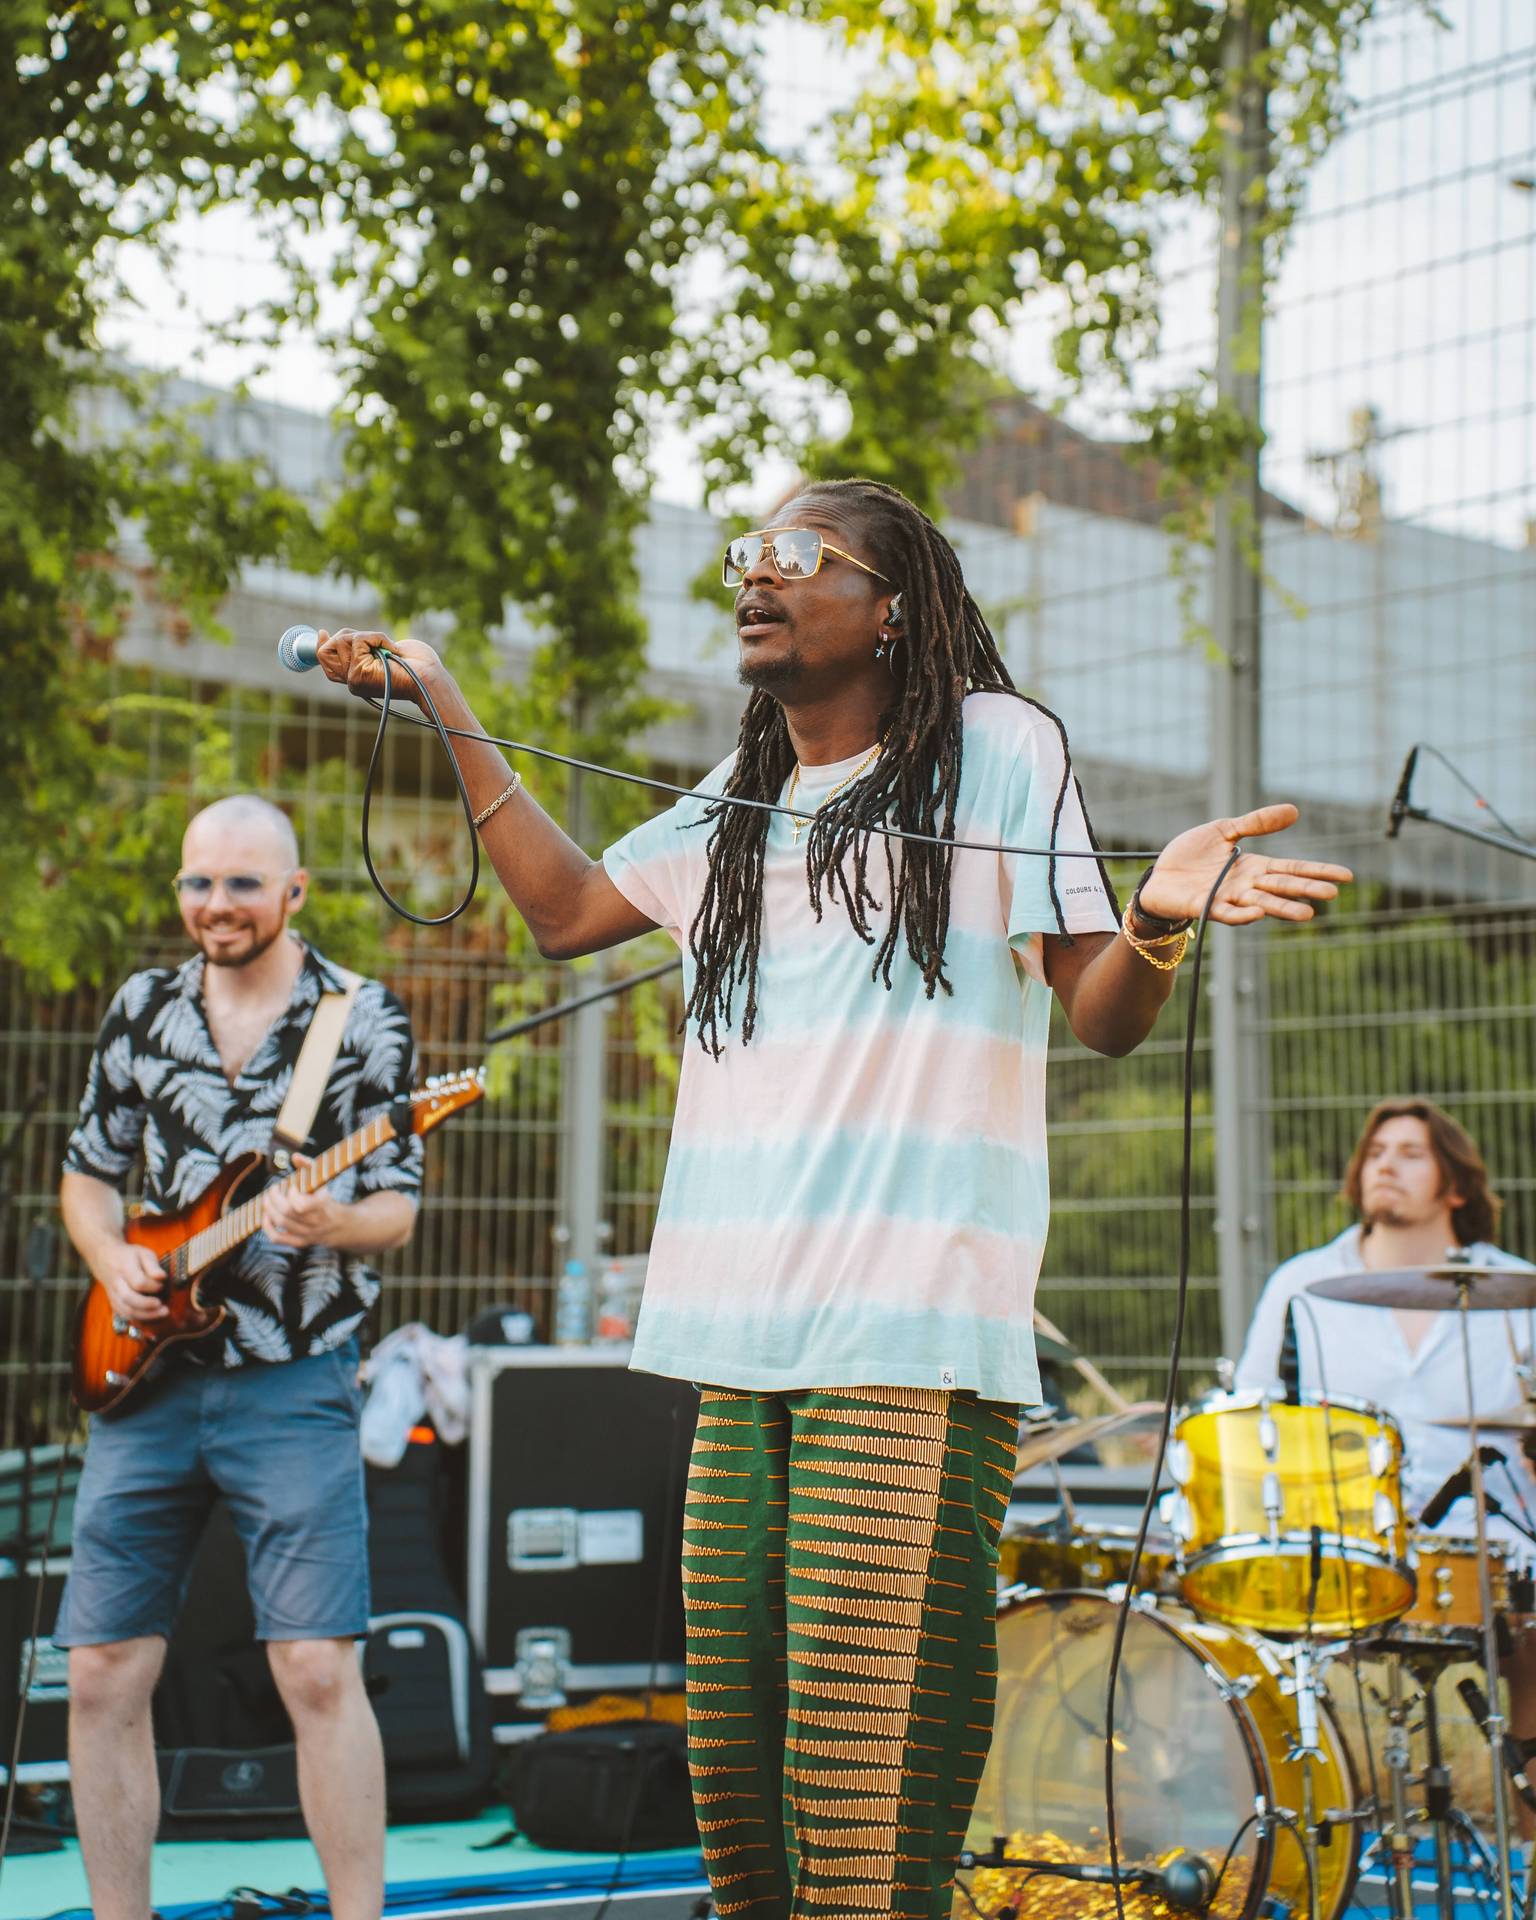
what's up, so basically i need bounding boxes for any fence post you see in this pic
[559,765,608,1278]
[1209,1,1276,1361]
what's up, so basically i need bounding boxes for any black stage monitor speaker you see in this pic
[465,1348,697,1729]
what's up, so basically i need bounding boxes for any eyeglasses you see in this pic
[173,872,290,901]
[721,528,895,588]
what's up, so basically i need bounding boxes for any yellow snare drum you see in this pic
[1169,1392,1413,1637]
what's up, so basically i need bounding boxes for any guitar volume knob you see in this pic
[112,1315,128,1334]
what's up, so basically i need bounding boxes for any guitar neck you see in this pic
[182,1112,400,1277]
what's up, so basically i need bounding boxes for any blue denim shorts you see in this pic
[54,1343,369,1646]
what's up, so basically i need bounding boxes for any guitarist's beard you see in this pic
[198,921,288,969]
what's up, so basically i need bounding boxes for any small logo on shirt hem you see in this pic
[938,1365,957,1389]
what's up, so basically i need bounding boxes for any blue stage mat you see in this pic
[0,1814,708,1920]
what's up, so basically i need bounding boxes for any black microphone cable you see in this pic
[356,646,480,926]
[1102,845,1237,1920]
[321,637,1181,876]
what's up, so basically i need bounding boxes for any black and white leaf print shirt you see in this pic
[64,941,424,1366]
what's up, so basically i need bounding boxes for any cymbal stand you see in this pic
[1453,1265,1517,1920]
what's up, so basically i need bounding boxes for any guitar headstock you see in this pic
[408,1068,486,1135]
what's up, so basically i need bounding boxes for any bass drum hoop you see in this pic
[987,1589,1360,1920]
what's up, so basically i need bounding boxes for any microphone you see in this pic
[1054,1855,1216,1912]
[1419,1444,1507,1529]
[957,1849,1216,1912]
[1278,1297,1302,1405]
[278,624,321,673]
[1386,745,1419,839]
[1457,1678,1536,1811]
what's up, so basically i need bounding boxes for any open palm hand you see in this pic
[1137,804,1353,927]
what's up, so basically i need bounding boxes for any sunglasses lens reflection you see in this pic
[723,531,823,582]
[772,532,820,576]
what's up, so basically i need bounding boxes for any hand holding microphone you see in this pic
[277,624,445,707]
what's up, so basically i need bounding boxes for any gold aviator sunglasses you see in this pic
[721,528,895,588]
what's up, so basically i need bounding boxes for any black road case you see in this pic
[465,1348,697,1730]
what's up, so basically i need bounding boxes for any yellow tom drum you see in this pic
[1169,1391,1413,1637]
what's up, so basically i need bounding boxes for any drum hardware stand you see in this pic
[1045,1456,1080,1535]
[1366,1638,1515,1920]
[1279,1638,1337,1920]
[1450,1255,1518,1920]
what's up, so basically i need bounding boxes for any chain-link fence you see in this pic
[3,3,1533,1441]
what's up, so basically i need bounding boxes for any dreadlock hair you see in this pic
[683,478,1117,1055]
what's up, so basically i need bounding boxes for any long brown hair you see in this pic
[1342,1098,1502,1246]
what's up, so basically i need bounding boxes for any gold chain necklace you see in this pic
[786,743,883,845]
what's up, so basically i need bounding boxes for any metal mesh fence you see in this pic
[1014,1,1536,1394]
[3,3,1534,1439]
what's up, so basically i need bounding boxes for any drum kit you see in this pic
[962,1264,1536,1920]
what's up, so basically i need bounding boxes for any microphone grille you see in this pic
[278,624,320,673]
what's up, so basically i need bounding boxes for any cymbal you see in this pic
[1430,1404,1536,1432]
[1014,1402,1164,1473]
[1308,1266,1536,1312]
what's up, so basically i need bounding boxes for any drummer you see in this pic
[1235,1099,1536,1530]
[1235,1097,1536,1828]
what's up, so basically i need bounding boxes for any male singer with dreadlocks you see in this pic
[316,478,1351,1920]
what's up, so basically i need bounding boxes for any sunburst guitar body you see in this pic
[71,1070,484,1415]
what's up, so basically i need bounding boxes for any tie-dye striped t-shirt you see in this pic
[602,691,1120,1405]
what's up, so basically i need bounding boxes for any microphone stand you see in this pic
[1391,805,1536,863]
[482,958,681,1045]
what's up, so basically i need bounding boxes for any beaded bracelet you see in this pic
[472,773,523,829]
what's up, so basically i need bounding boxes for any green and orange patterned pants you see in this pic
[681,1385,1018,1920]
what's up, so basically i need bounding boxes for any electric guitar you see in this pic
[71,1069,485,1415]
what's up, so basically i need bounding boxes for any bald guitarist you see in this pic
[55,795,422,1920]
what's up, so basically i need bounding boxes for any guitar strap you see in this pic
[269,968,363,1171]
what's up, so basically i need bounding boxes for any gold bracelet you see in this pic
[472,773,522,829]
[1122,921,1191,971]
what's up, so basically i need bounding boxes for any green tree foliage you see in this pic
[686,0,1414,511]
[2,0,1424,994]
[2,2,323,986]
